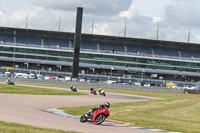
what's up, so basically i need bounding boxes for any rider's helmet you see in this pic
[105,102,110,108]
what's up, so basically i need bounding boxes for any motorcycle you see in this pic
[99,90,106,96]
[80,107,110,125]
[71,86,77,92]
[91,89,97,95]
[7,81,15,85]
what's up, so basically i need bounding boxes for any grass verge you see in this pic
[0,83,85,95]
[60,90,200,133]
[0,120,79,133]
[1,82,200,132]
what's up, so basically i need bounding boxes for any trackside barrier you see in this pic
[0,77,184,93]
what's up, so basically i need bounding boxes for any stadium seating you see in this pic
[0,35,14,43]
[153,48,179,57]
[0,34,70,48]
[16,36,41,45]
[1,34,199,61]
[99,43,125,54]
[127,45,152,56]
[80,43,97,52]
[44,39,69,48]
[181,50,200,58]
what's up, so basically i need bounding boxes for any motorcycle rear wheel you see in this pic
[94,114,105,125]
[80,115,87,122]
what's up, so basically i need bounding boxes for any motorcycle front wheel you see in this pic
[80,115,87,122]
[94,114,105,125]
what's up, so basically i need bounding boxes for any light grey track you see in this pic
[0,83,163,133]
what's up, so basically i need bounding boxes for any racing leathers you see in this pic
[86,104,107,117]
[99,89,105,95]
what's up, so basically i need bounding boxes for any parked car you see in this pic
[171,85,178,89]
[14,73,28,78]
[134,81,145,86]
[80,78,87,82]
[65,76,71,81]
[37,74,44,80]
[183,85,195,90]
[144,83,150,87]
[104,80,116,84]
[44,76,50,80]
[5,71,11,77]
[28,73,36,79]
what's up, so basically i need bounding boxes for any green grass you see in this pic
[0,83,85,95]
[0,120,79,133]
[1,82,200,132]
[60,90,200,133]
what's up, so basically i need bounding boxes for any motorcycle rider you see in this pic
[6,78,10,83]
[85,102,110,117]
[90,86,94,93]
[70,85,73,90]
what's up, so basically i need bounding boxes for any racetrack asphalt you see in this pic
[0,83,164,133]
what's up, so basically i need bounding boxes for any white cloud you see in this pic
[1,0,200,43]
[152,17,163,23]
[193,34,200,42]
[119,2,137,18]
[31,0,132,16]
[0,11,7,25]
[166,1,200,27]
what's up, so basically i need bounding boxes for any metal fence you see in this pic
[0,77,184,93]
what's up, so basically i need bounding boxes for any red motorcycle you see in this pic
[91,89,97,95]
[80,107,110,125]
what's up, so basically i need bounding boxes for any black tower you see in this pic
[72,7,83,79]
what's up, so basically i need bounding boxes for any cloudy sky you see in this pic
[0,0,200,43]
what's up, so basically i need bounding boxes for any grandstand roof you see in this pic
[0,26,200,51]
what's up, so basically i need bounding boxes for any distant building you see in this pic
[0,26,200,81]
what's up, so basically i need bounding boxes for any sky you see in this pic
[0,0,200,44]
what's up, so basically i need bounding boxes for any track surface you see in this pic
[0,83,163,133]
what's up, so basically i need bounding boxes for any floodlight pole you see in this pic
[72,7,83,79]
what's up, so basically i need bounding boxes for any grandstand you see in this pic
[0,26,200,82]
